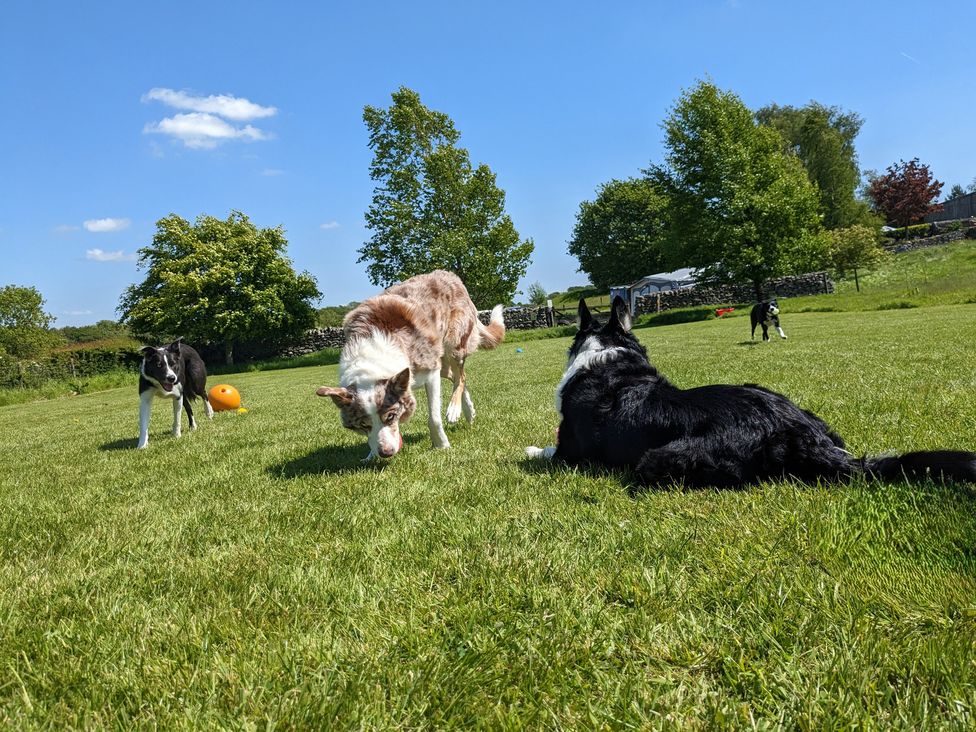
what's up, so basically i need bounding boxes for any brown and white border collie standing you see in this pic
[316,270,505,459]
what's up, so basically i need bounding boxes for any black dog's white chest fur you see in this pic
[137,339,212,449]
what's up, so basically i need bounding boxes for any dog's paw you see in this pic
[526,445,556,460]
[136,442,148,450]
[445,402,462,424]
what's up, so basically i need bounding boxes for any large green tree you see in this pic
[568,178,669,290]
[119,211,321,364]
[0,285,63,359]
[359,87,533,308]
[756,102,874,229]
[650,81,829,298]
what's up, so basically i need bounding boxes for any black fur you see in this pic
[750,299,784,341]
[548,297,976,489]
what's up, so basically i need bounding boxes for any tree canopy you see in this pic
[359,87,533,308]
[567,178,669,290]
[866,158,944,227]
[756,102,874,229]
[118,211,321,364]
[651,81,829,297]
[0,285,63,359]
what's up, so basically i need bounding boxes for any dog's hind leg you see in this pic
[461,385,476,424]
[184,395,196,430]
[204,394,214,419]
[422,371,450,448]
[445,357,466,425]
[636,440,744,488]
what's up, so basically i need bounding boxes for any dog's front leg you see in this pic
[774,317,787,339]
[525,446,557,460]
[422,371,450,449]
[171,395,182,438]
[137,390,153,449]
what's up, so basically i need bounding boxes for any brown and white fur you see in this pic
[316,270,505,459]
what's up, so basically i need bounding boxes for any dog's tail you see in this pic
[859,450,976,483]
[477,304,506,350]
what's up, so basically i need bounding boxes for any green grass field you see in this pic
[2,301,976,727]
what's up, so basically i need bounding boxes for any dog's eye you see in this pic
[384,412,396,425]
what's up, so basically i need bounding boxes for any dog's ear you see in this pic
[578,298,593,330]
[140,346,156,357]
[389,367,411,394]
[167,337,183,353]
[608,296,632,332]
[316,386,353,407]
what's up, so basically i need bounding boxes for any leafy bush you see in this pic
[0,340,143,389]
[887,223,933,241]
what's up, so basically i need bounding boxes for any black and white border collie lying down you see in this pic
[751,299,787,341]
[526,297,976,489]
[137,338,212,449]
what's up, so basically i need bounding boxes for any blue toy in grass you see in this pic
[515,347,524,353]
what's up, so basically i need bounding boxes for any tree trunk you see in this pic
[224,340,234,365]
[753,280,763,301]
[853,267,860,292]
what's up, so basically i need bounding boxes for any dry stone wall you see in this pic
[634,272,833,316]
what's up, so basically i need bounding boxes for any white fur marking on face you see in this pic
[555,338,625,414]
[340,329,411,387]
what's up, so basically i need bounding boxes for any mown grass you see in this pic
[1,303,975,728]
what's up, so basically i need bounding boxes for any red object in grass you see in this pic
[715,307,735,317]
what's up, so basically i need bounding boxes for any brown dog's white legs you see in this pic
[445,358,466,424]
[423,371,450,448]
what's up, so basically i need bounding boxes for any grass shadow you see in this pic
[267,433,427,479]
[99,437,140,451]
[736,340,763,347]
[268,443,383,478]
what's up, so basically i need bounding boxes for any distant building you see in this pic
[926,191,976,222]
[610,267,699,314]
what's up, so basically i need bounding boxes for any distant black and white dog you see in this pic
[526,297,976,489]
[138,338,212,449]
[751,299,787,341]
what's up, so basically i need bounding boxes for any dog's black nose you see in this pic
[165,375,177,383]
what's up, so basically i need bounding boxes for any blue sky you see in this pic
[2,0,974,325]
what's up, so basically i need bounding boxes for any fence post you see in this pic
[656,292,661,313]
[545,299,554,328]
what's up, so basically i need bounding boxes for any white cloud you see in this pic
[65,309,93,316]
[144,112,270,149]
[900,51,921,64]
[260,168,284,176]
[54,224,80,233]
[142,87,277,121]
[320,221,340,230]
[84,217,131,232]
[86,248,137,262]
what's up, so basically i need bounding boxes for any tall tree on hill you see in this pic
[756,102,874,229]
[650,81,829,299]
[568,178,669,290]
[119,211,321,364]
[866,158,944,226]
[359,87,533,308]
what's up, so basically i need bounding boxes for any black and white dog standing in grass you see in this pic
[751,299,787,341]
[137,338,212,449]
[526,297,976,489]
